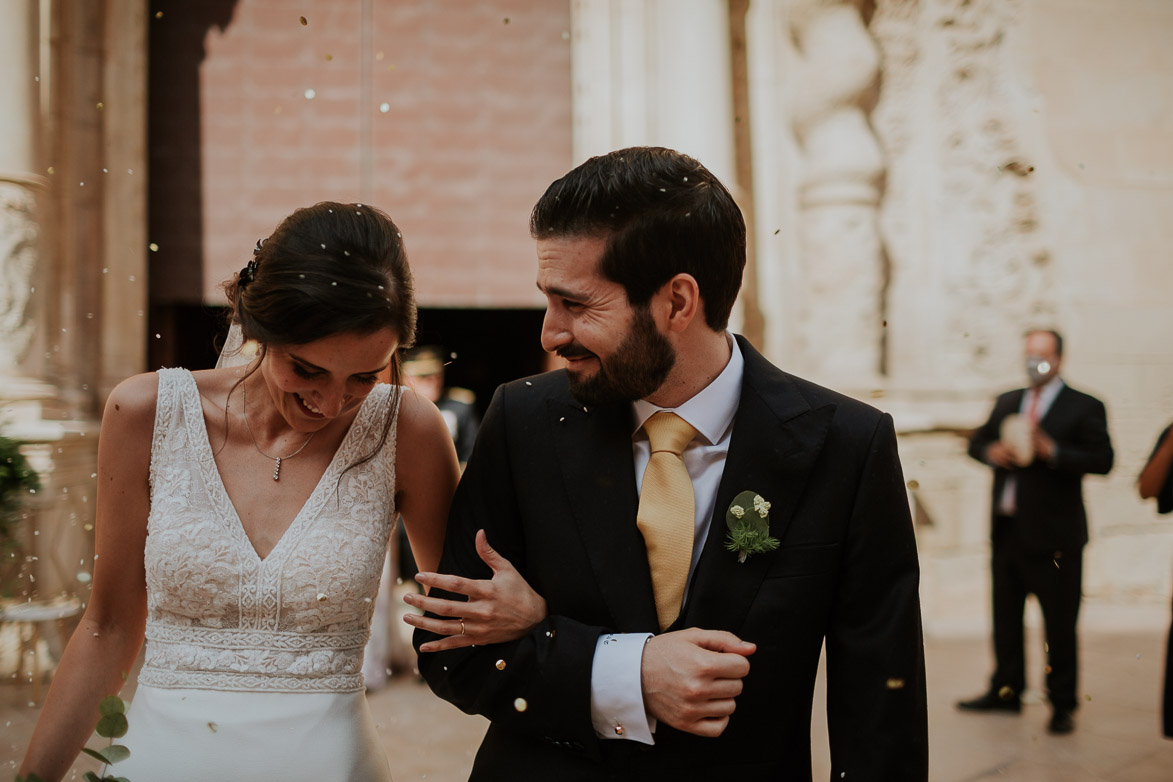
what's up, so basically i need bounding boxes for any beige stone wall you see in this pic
[863,0,1173,632]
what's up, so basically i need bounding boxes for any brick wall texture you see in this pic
[149,0,572,309]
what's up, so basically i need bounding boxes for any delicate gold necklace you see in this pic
[242,380,316,481]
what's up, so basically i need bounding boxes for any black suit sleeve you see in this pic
[825,413,929,780]
[1146,423,1173,515]
[1050,394,1113,476]
[413,385,608,758]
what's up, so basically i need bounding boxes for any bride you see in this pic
[20,202,547,780]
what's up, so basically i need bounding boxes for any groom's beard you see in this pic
[560,306,676,406]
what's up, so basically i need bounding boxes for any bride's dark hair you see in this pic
[221,201,418,470]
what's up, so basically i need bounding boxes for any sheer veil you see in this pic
[215,321,254,369]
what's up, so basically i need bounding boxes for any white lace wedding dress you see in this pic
[114,368,398,780]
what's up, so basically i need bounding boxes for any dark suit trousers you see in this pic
[990,515,1083,711]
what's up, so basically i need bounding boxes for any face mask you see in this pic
[1026,356,1052,386]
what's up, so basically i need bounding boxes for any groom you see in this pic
[414,147,928,780]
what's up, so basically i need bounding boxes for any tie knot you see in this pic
[643,412,697,456]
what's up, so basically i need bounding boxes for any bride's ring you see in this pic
[459,619,466,636]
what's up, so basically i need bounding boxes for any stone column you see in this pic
[570,0,737,184]
[788,0,886,386]
[100,0,148,402]
[0,0,101,610]
[0,0,55,416]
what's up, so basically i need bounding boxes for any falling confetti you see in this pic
[379,103,390,113]
[149,242,159,252]
[304,88,316,100]
[299,16,308,26]
[513,697,527,712]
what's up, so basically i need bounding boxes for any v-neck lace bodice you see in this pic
[139,368,400,693]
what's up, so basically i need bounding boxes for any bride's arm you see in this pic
[19,374,155,782]
[394,388,547,648]
[394,387,461,577]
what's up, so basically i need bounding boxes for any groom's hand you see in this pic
[641,628,755,738]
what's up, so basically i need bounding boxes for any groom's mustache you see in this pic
[557,344,596,361]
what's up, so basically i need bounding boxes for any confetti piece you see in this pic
[299,16,308,26]
[513,697,527,712]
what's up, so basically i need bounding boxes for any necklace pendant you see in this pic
[273,457,282,481]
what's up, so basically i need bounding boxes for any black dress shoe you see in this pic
[956,690,1022,713]
[1048,709,1075,735]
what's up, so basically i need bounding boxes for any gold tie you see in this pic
[637,411,698,631]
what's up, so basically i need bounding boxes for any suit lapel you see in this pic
[547,394,659,632]
[682,339,835,634]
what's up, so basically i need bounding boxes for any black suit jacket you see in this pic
[967,383,1113,551]
[1147,423,1173,515]
[416,337,928,781]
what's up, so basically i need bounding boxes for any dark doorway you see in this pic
[413,307,547,416]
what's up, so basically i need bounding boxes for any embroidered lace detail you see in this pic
[142,369,399,693]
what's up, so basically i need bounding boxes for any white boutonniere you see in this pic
[725,490,780,563]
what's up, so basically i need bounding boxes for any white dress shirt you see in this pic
[997,376,1065,515]
[589,334,744,744]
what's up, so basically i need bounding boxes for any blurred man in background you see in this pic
[958,329,1113,735]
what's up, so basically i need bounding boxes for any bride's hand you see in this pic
[404,529,548,652]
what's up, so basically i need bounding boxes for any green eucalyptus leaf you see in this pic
[82,773,102,782]
[96,712,128,739]
[725,490,761,530]
[80,747,107,763]
[102,745,131,764]
[98,696,127,716]
[17,774,48,782]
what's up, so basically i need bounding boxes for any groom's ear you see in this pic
[658,273,700,334]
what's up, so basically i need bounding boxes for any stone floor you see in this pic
[2,605,1173,781]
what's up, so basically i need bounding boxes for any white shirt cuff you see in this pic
[589,632,655,744]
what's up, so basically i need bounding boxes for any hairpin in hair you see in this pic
[239,238,266,285]
[239,258,259,285]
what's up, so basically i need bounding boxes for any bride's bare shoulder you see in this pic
[100,372,162,439]
[190,365,248,404]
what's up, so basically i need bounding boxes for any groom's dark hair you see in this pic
[529,146,746,331]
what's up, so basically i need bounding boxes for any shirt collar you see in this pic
[1032,374,1064,403]
[1032,374,1063,394]
[632,333,744,446]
